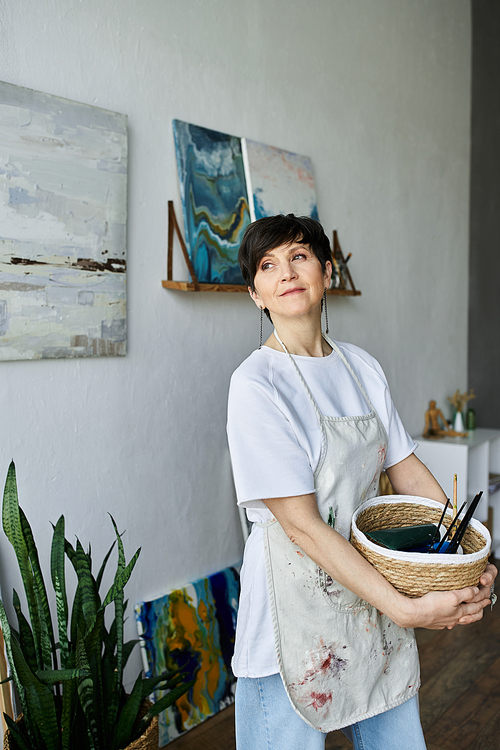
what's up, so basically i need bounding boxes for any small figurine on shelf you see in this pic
[447,388,475,433]
[422,399,468,439]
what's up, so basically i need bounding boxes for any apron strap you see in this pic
[273,329,377,417]
[273,329,323,424]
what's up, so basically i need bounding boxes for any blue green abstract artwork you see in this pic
[173,120,251,285]
[135,565,240,746]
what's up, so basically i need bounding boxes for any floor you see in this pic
[169,567,500,750]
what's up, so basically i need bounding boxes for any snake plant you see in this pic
[0,461,193,750]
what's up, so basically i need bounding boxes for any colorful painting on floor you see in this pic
[172,120,250,285]
[135,565,240,746]
[0,81,128,360]
[242,138,319,222]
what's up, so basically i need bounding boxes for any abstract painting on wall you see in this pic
[135,565,240,746]
[172,120,250,285]
[0,81,128,360]
[242,138,319,222]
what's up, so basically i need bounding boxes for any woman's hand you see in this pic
[397,562,498,630]
[458,562,498,625]
[478,562,497,590]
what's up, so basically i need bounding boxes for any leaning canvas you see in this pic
[0,81,128,360]
[135,566,240,746]
[173,120,250,285]
[242,139,319,222]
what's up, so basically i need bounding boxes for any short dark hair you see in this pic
[238,214,332,292]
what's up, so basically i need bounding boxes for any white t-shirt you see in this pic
[227,340,416,677]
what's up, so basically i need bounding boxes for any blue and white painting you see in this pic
[0,81,128,360]
[173,120,250,285]
[242,139,319,222]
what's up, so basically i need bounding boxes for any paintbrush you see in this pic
[451,474,458,537]
[447,491,483,554]
[433,501,467,553]
[449,491,483,552]
[427,499,451,552]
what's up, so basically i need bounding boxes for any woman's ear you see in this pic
[248,287,263,309]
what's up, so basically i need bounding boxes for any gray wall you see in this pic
[469,0,500,427]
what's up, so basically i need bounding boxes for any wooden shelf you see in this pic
[163,201,361,295]
[162,280,247,293]
[162,279,361,295]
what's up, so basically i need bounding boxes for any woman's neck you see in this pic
[264,316,331,358]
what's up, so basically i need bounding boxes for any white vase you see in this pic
[453,411,465,432]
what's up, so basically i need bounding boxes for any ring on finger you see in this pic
[490,583,497,610]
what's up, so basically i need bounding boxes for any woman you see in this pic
[226,214,496,750]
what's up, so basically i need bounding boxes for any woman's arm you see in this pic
[385,452,448,504]
[264,474,496,630]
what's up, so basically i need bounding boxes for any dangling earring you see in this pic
[259,307,263,349]
[323,289,329,334]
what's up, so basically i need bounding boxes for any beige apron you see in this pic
[260,334,420,732]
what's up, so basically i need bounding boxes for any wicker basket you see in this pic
[351,495,491,598]
[3,703,159,750]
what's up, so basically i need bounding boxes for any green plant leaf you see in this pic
[103,517,140,742]
[60,650,77,750]
[99,547,140,612]
[122,638,138,670]
[64,536,77,567]
[0,598,27,720]
[70,582,85,647]
[140,670,188,700]
[75,630,100,750]
[12,589,37,673]
[84,608,105,732]
[103,617,117,656]
[20,507,55,671]
[10,633,59,750]
[107,583,124,734]
[24,684,59,750]
[95,539,116,592]
[133,678,195,741]
[109,515,126,570]
[36,667,91,683]
[101,620,118,718]
[83,609,105,664]
[2,462,43,670]
[51,515,70,668]
[74,540,98,633]
[114,673,143,749]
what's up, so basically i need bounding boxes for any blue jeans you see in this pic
[235,674,427,750]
